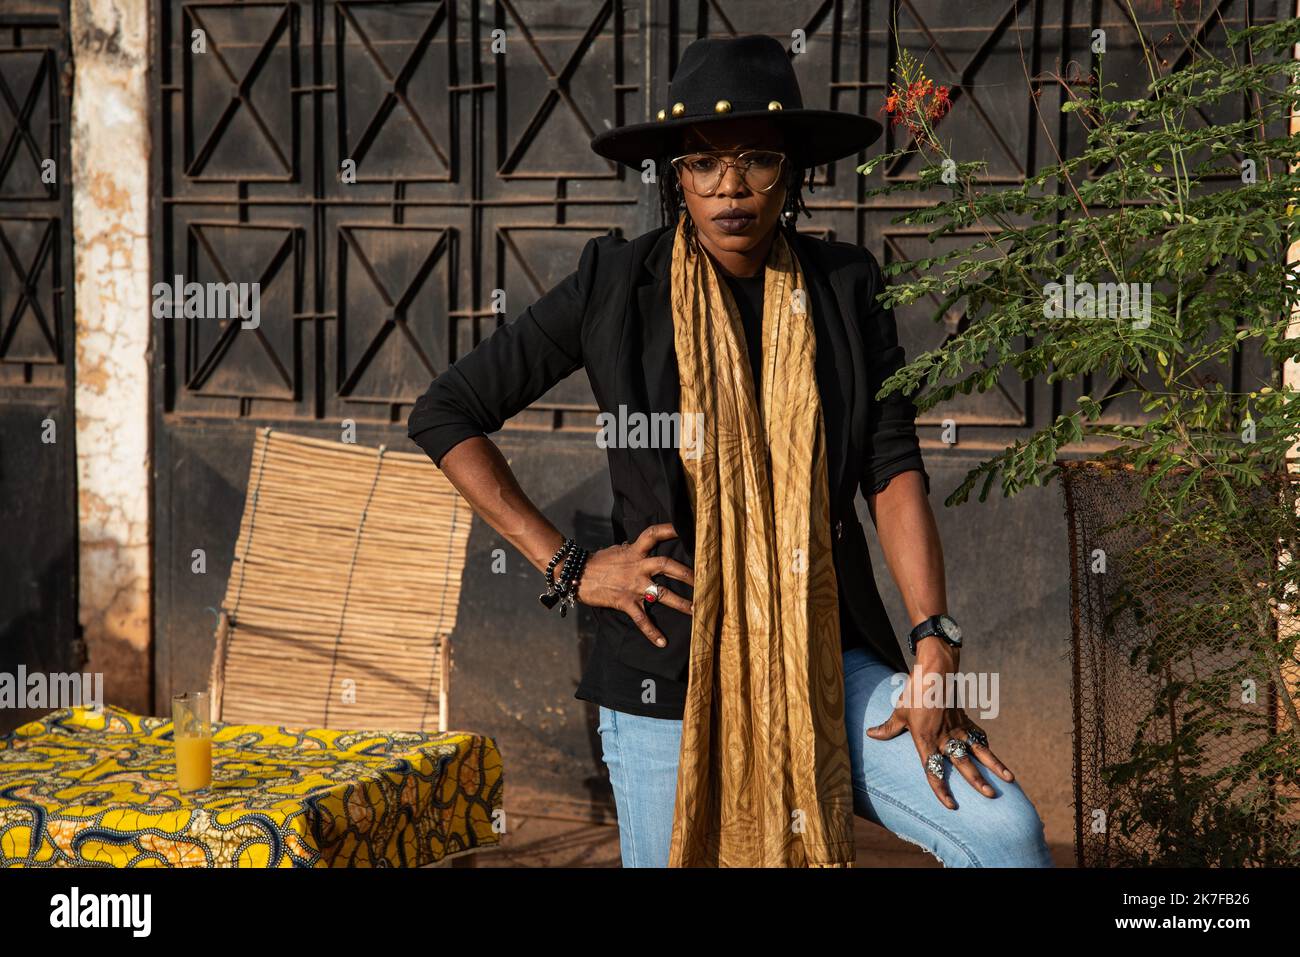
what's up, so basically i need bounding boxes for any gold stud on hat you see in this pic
[656,108,666,121]
[671,102,686,117]
[768,100,783,110]
[715,99,732,113]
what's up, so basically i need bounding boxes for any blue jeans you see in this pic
[597,644,1055,867]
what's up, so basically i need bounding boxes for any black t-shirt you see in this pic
[721,270,766,395]
[719,268,868,657]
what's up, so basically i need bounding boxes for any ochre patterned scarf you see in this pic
[666,216,856,867]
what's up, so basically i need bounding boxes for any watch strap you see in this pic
[908,614,958,655]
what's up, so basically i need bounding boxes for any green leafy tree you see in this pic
[862,10,1300,864]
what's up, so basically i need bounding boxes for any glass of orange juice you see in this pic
[172,691,212,794]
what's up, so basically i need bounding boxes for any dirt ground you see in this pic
[463,811,1076,868]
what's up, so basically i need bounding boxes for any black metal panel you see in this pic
[0,0,78,734]
[151,2,647,825]
[150,0,1289,833]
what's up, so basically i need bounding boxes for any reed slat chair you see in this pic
[208,427,479,865]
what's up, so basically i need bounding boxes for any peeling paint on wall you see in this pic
[71,0,151,714]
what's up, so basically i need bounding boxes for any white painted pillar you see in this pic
[69,0,152,713]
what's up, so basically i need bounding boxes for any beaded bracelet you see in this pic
[557,546,590,618]
[539,538,575,609]
[539,538,590,616]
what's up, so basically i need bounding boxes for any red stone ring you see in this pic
[643,584,663,604]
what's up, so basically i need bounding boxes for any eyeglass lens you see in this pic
[676,151,784,194]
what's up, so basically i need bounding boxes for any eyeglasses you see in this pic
[669,149,787,195]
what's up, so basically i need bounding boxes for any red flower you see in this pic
[927,85,952,121]
[883,68,952,146]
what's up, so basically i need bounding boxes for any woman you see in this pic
[408,34,1053,868]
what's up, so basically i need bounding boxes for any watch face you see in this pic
[939,615,962,643]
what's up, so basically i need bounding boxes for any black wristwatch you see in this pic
[908,614,962,655]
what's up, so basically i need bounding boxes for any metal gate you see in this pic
[0,0,77,734]
[149,0,1285,845]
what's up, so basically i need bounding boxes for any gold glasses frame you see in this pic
[668,149,788,196]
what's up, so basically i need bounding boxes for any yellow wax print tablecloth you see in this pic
[0,705,503,867]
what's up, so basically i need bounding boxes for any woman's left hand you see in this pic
[865,644,1015,810]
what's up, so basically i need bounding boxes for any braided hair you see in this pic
[656,150,815,243]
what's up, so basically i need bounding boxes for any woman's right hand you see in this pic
[574,523,694,647]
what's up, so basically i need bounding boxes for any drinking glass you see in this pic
[172,691,212,794]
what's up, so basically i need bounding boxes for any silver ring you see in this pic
[925,753,945,778]
[965,728,989,749]
[642,583,663,604]
[944,738,969,761]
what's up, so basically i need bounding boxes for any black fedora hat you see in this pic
[589,34,882,170]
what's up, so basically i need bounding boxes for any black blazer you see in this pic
[407,223,928,716]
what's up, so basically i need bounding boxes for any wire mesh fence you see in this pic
[1061,459,1300,867]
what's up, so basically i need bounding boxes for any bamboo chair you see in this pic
[208,427,479,864]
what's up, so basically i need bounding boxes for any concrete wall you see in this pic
[70,0,152,713]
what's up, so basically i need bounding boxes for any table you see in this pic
[0,705,503,867]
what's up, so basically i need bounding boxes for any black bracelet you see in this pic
[539,539,577,610]
[557,546,590,618]
[538,538,590,616]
